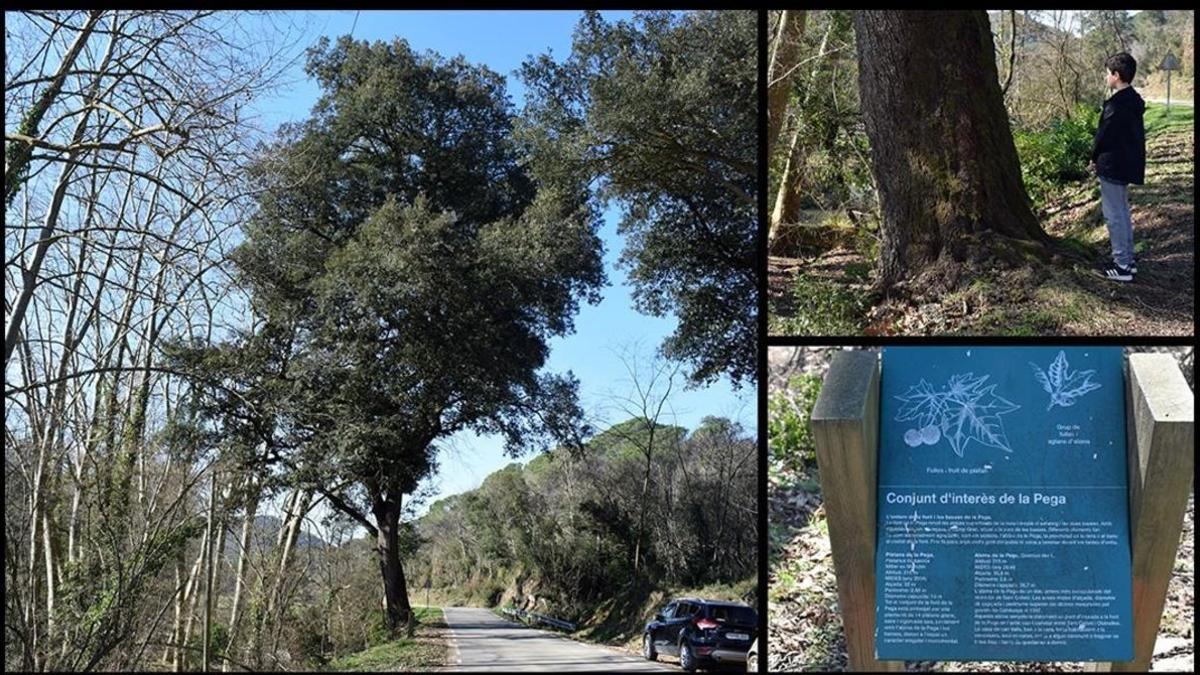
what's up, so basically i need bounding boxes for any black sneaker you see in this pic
[1104,264,1134,282]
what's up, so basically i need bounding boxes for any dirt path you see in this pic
[1042,125,1194,335]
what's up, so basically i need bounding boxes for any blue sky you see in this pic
[246,10,754,516]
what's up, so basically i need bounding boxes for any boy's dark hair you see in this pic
[1106,52,1137,84]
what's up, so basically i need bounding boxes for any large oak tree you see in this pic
[519,11,757,387]
[215,36,604,634]
[854,10,1049,291]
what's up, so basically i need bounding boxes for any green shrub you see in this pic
[768,374,822,476]
[289,604,331,667]
[366,612,393,648]
[1014,104,1098,208]
[771,276,866,336]
[207,622,230,661]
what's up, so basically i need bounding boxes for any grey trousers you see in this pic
[1098,177,1135,268]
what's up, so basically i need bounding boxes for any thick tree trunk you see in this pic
[854,10,1047,291]
[372,494,412,635]
[769,105,806,246]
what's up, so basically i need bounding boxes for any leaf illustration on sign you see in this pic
[894,372,1020,457]
[1031,351,1102,411]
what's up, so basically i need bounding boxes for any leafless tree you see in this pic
[603,345,682,584]
[4,10,303,670]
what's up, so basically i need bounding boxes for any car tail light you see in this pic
[695,617,719,630]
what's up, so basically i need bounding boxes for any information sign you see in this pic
[876,346,1133,661]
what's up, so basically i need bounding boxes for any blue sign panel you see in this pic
[876,346,1133,661]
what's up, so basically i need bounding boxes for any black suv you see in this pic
[642,598,757,671]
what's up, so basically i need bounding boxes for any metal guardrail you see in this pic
[501,607,577,632]
[531,612,576,631]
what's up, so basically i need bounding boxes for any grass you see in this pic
[329,607,447,672]
[1144,101,1194,138]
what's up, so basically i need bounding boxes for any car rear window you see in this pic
[708,605,756,624]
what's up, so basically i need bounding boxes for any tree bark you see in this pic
[223,485,258,671]
[767,11,807,163]
[202,473,217,672]
[769,18,836,245]
[1000,10,1017,96]
[372,493,412,635]
[854,10,1047,291]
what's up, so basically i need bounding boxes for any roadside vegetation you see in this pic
[329,607,448,672]
[408,410,758,654]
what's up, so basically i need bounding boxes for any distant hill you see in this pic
[988,10,1073,47]
[220,514,329,561]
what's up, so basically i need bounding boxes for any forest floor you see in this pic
[768,106,1194,336]
[766,348,1195,672]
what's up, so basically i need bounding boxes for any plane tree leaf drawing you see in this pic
[895,372,1021,457]
[1031,350,1103,410]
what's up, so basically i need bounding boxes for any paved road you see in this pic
[443,606,677,672]
[1144,96,1194,107]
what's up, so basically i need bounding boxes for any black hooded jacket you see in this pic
[1091,86,1146,186]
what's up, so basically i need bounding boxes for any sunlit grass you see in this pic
[1144,101,1194,138]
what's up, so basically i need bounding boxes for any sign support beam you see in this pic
[1090,354,1194,672]
[812,351,903,672]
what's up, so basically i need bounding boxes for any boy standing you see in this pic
[1089,52,1145,283]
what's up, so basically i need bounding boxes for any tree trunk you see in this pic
[178,527,209,671]
[1000,10,1017,96]
[854,10,1047,291]
[202,473,217,672]
[169,554,184,668]
[632,453,652,580]
[769,18,836,246]
[767,11,807,163]
[223,486,258,671]
[769,104,807,246]
[372,493,412,636]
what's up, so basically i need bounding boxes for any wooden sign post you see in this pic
[810,351,901,671]
[1090,353,1194,672]
[811,350,1193,672]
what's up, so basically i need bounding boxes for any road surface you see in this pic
[1144,96,1194,107]
[443,606,678,672]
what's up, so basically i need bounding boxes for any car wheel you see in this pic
[679,640,697,672]
[747,646,757,672]
[643,633,657,661]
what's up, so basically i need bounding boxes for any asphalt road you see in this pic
[442,606,678,672]
[1144,96,1194,106]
